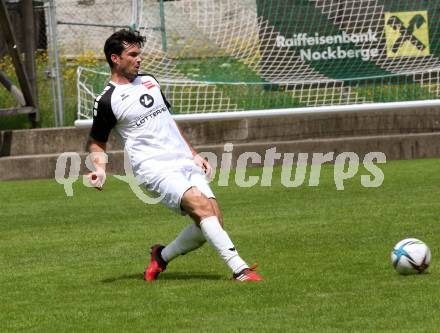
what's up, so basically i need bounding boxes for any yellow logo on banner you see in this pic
[384,11,430,58]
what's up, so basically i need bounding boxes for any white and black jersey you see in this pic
[90,74,194,181]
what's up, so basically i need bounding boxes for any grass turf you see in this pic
[1,159,440,332]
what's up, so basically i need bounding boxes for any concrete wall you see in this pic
[1,107,440,180]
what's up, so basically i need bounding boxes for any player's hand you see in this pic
[87,168,106,191]
[194,154,212,179]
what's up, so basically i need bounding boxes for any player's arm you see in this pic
[87,87,117,190]
[161,86,198,157]
[87,138,108,190]
[160,84,212,176]
[177,122,212,177]
[177,123,197,156]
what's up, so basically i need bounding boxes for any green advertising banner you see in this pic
[257,0,440,84]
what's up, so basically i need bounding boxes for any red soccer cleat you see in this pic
[233,264,263,282]
[144,244,167,282]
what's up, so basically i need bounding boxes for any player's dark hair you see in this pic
[104,29,146,68]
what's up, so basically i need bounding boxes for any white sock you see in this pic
[161,223,206,263]
[199,216,248,274]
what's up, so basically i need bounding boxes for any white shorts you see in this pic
[145,166,215,215]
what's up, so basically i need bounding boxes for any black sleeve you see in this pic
[89,85,117,143]
[161,90,172,110]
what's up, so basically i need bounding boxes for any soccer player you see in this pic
[87,29,262,282]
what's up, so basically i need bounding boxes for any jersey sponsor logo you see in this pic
[143,80,156,90]
[139,94,154,108]
[120,93,130,101]
[134,105,168,126]
[384,11,430,58]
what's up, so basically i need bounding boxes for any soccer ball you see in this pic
[391,238,431,275]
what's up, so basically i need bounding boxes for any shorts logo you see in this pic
[139,94,154,108]
[384,11,430,58]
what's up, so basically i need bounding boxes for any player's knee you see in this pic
[182,188,215,222]
[192,197,215,222]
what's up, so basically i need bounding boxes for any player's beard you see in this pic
[122,66,139,82]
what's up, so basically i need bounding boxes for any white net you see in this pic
[69,0,440,119]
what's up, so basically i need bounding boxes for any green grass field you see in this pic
[1,159,440,332]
